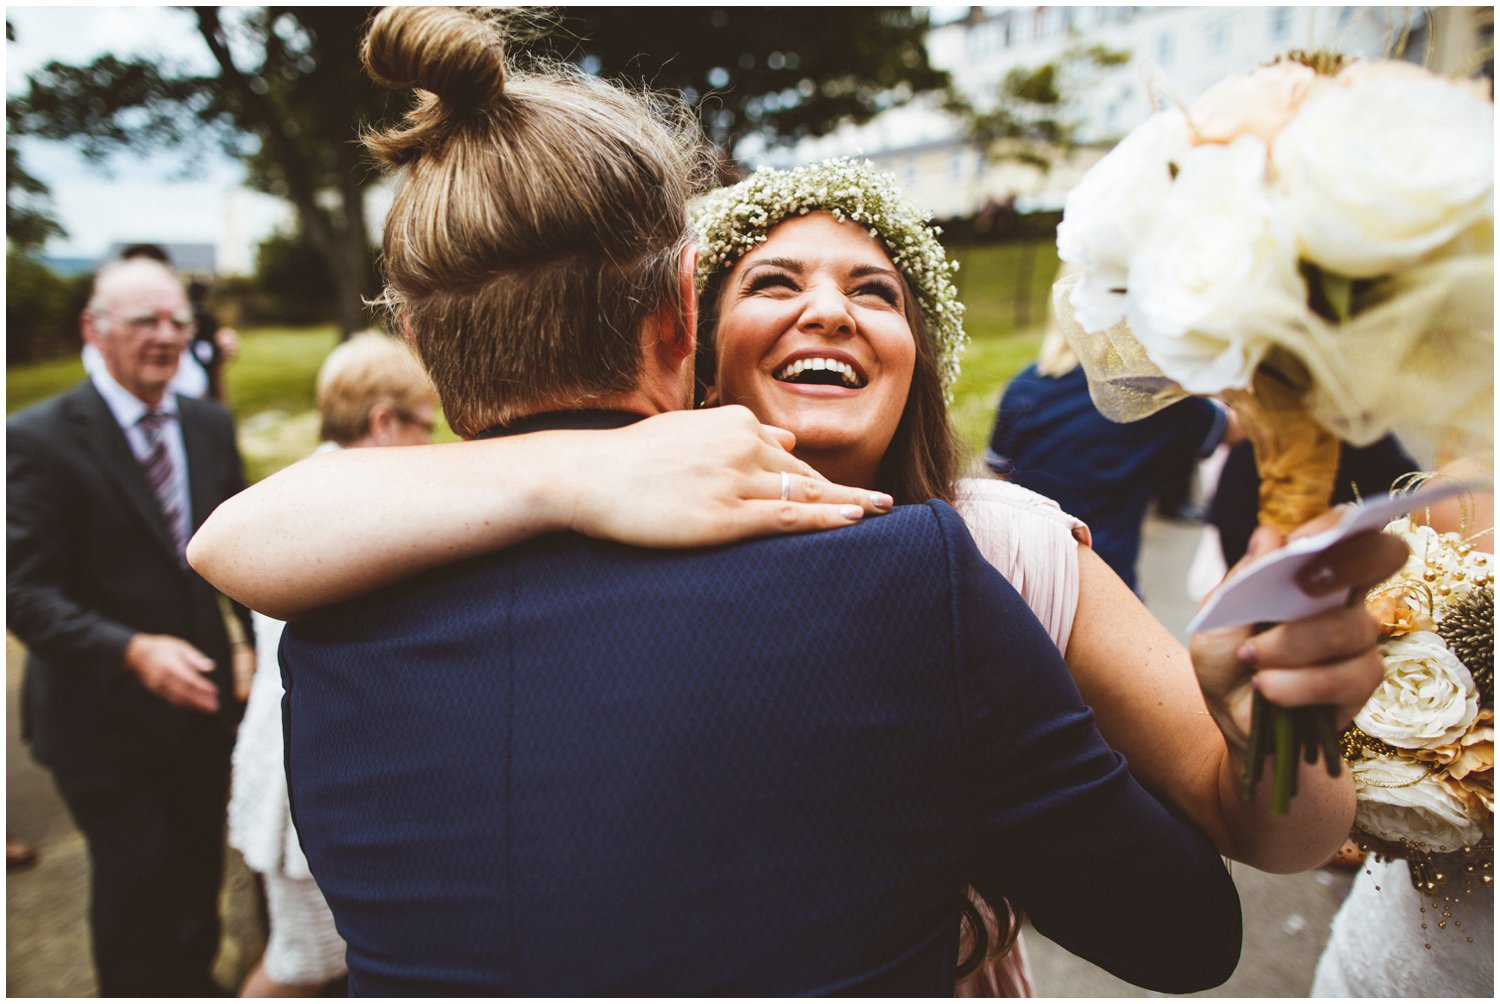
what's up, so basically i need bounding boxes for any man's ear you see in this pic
[652,243,699,363]
[677,243,699,357]
[367,402,401,446]
[80,309,102,349]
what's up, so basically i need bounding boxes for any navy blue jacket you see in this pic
[283,476,1240,995]
[987,364,1226,591]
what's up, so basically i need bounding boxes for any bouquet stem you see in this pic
[1222,369,1343,815]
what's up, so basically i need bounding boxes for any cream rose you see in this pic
[1352,754,1485,851]
[1058,109,1192,333]
[1121,136,1305,393]
[1356,631,1480,749]
[1272,63,1494,278]
[1190,61,1320,147]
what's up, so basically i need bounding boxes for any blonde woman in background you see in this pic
[229,333,437,997]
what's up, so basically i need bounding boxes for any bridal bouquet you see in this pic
[1053,52,1494,812]
[1344,503,1493,901]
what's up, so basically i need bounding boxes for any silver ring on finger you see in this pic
[779,470,792,502]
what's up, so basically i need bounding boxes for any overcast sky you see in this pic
[6,4,256,259]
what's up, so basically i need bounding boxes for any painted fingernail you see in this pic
[870,492,893,511]
[1237,640,1257,667]
[1299,563,1339,594]
[840,505,864,521]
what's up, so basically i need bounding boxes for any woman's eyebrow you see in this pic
[849,264,901,280]
[742,256,804,273]
[744,258,898,279]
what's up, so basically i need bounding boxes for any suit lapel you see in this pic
[178,396,221,533]
[65,382,180,560]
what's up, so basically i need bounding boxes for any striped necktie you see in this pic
[137,409,186,555]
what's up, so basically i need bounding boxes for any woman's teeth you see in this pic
[773,357,864,388]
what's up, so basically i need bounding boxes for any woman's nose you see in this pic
[797,282,854,337]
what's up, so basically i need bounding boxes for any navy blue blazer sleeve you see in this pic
[931,503,1242,994]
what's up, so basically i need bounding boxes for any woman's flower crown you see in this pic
[691,157,968,392]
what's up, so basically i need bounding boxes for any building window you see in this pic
[1156,32,1174,65]
[1208,21,1228,53]
[950,153,965,181]
[905,161,919,188]
[1270,7,1292,41]
[974,150,987,178]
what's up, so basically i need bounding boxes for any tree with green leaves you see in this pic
[946,43,1131,170]
[13,8,394,336]
[520,7,946,162]
[13,7,947,335]
[6,21,67,254]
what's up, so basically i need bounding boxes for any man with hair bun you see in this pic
[248,6,1245,995]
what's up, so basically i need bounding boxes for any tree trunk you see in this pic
[328,233,371,340]
[1013,240,1035,329]
[194,7,374,338]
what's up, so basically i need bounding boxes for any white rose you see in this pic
[1122,136,1305,393]
[1272,64,1494,278]
[1352,754,1485,851]
[1355,631,1480,749]
[1057,110,1192,333]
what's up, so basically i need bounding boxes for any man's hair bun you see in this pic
[362,6,507,109]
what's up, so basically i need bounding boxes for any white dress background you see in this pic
[1312,856,1493,996]
[227,610,349,984]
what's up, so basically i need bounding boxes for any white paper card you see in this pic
[1187,479,1484,634]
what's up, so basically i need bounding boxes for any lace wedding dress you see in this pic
[1312,856,1493,996]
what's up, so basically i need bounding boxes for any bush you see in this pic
[224,232,381,328]
[6,252,91,364]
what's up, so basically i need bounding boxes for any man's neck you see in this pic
[90,367,169,418]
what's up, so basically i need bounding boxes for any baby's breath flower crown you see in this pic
[691,157,968,392]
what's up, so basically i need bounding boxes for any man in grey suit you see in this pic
[7,257,253,996]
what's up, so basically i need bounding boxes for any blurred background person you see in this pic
[1208,434,1420,567]
[229,331,437,998]
[1312,455,1493,997]
[81,244,239,403]
[7,256,253,996]
[984,313,1242,595]
[187,278,240,405]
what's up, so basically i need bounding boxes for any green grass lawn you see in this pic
[6,325,343,483]
[5,325,339,421]
[946,240,1058,460]
[5,240,1058,480]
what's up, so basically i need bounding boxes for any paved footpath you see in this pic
[6,514,1357,996]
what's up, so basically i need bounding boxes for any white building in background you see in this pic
[217,178,394,279]
[753,6,1438,220]
[218,188,296,276]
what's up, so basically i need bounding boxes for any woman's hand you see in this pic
[1190,518,1408,744]
[189,406,889,620]
[1182,514,1405,870]
[562,406,892,547]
